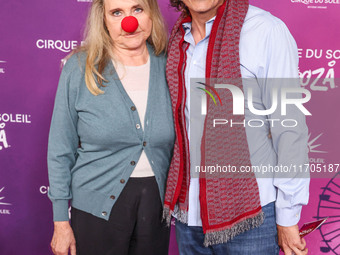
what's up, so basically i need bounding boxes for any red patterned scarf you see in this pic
[163,0,264,246]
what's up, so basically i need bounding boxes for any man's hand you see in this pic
[51,221,76,255]
[277,224,308,255]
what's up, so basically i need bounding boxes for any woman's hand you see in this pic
[51,221,76,255]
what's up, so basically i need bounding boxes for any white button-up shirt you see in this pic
[180,5,309,227]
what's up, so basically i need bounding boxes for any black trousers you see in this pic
[71,176,170,255]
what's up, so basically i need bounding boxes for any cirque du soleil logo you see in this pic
[0,60,6,74]
[36,39,84,53]
[0,187,12,215]
[0,187,11,206]
[0,113,32,151]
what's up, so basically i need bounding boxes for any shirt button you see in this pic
[143,141,147,146]
[136,124,141,129]
[120,179,125,183]
[102,211,107,216]
[110,195,115,200]
[131,106,136,111]
[130,161,136,166]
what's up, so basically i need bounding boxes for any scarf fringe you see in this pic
[163,205,189,227]
[162,206,172,227]
[203,211,265,247]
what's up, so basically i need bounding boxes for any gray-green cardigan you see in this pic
[48,45,175,221]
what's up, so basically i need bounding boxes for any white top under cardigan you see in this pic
[113,57,154,177]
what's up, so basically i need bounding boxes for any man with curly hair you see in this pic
[163,0,310,254]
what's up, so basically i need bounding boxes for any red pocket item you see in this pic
[299,218,328,238]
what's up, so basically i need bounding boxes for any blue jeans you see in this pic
[175,202,279,255]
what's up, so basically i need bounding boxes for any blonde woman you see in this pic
[47,0,174,254]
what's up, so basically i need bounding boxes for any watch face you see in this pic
[317,172,340,255]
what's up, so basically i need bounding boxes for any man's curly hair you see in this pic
[170,0,189,15]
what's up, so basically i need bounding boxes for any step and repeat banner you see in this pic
[0,1,339,254]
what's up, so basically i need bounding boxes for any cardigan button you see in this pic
[130,161,136,166]
[131,106,136,111]
[110,195,115,200]
[136,124,141,129]
[102,211,107,216]
[120,179,126,183]
[143,141,147,147]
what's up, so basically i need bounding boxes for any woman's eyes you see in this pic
[112,11,121,17]
[134,7,143,14]
[111,7,143,17]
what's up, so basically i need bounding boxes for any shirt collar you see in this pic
[182,16,216,40]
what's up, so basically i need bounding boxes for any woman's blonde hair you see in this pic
[80,0,167,95]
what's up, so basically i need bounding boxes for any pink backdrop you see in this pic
[0,1,339,254]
